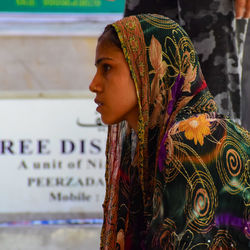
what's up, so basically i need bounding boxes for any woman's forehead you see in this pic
[98,30,119,48]
[95,39,125,65]
[96,38,121,54]
[96,31,123,57]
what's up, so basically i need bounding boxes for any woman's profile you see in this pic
[89,14,250,249]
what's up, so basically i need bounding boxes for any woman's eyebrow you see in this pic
[95,57,113,66]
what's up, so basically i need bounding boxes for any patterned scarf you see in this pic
[100,14,249,249]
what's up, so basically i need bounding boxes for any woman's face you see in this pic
[89,34,138,130]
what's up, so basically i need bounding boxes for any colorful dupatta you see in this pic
[100,14,250,249]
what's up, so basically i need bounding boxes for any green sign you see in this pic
[0,0,125,13]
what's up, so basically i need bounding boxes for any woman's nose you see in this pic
[89,81,95,92]
[89,75,98,93]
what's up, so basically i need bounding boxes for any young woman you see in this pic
[89,14,250,249]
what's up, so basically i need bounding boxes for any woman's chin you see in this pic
[101,115,123,126]
[101,116,113,125]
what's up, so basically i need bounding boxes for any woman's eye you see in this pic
[103,64,111,73]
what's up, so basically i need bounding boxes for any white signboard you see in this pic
[0,99,107,214]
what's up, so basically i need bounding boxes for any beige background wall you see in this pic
[0,15,115,97]
[0,35,97,93]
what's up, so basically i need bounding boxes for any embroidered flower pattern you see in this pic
[130,36,139,52]
[125,20,136,30]
[178,114,211,146]
[182,64,197,93]
[149,35,167,101]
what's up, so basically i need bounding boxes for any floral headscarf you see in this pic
[100,14,249,249]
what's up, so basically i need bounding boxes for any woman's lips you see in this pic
[94,98,103,111]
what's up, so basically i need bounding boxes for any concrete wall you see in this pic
[0,35,96,93]
[0,226,101,250]
[0,14,115,97]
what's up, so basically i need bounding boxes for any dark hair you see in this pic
[98,24,122,49]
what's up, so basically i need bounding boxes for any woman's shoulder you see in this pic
[160,112,249,166]
[169,112,249,145]
[158,113,249,193]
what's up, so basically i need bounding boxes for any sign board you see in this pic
[0,0,125,13]
[0,99,107,214]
